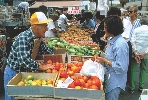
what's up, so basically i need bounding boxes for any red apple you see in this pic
[74,79,81,86]
[83,76,89,82]
[89,85,99,90]
[68,70,74,76]
[79,79,85,86]
[60,71,68,78]
[83,83,90,88]
[71,65,78,73]
[87,79,92,86]
[67,63,73,68]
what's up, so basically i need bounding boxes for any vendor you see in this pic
[57,9,69,32]
[45,14,58,38]
[4,12,54,100]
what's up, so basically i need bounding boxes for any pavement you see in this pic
[0,68,148,100]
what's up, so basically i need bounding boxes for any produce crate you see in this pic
[54,73,104,100]
[139,89,148,100]
[42,54,66,63]
[67,55,82,62]
[82,56,93,62]
[53,48,66,54]
[7,72,58,97]
[54,88,104,100]
[88,44,100,51]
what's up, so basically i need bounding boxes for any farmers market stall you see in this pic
[6,24,106,100]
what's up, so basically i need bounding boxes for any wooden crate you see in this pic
[7,72,58,97]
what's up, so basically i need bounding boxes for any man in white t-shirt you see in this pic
[45,18,57,37]
[57,9,69,32]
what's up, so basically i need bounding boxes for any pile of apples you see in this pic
[57,61,101,90]
[67,62,84,74]
[68,75,101,90]
[45,60,65,73]
[57,62,84,81]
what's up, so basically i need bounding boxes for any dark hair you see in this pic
[85,12,93,19]
[104,16,123,36]
[95,11,105,21]
[107,7,121,16]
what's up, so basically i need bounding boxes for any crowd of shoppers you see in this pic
[89,4,147,100]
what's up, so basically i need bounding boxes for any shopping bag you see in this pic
[80,59,105,82]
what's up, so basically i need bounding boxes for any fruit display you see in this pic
[68,75,102,90]
[59,26,92,41]
[17,74,54,86]
[45,60,66,73]
[47,37,70,49]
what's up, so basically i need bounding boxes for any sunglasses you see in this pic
[128,11,134,13]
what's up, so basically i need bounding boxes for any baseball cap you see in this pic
[30,12,52,25]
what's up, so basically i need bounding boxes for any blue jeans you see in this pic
[105,87,122,100]
[4,65,18,100]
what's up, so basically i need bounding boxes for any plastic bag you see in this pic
[80,59,105,82]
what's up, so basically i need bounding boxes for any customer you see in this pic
[119,8,132,86]
[128,5,141,92]
[84,12,95,29]
[91,11,106,50]
[107,6,121,17]
[130,15,148,93]
[4,12,54,100]
[96,16,129,100]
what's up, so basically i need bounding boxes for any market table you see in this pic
[13,93,105,100]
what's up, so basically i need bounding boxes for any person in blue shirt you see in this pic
[84,12,95,29]
[96,16,129,100]
[4,12,54,100]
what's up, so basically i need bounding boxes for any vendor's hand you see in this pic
[38,63,54,71]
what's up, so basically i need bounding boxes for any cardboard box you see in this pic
[7,72,58,97]
[53,48,66,54]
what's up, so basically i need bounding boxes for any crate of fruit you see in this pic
[54,73,104,100]
[7,72,58,97]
